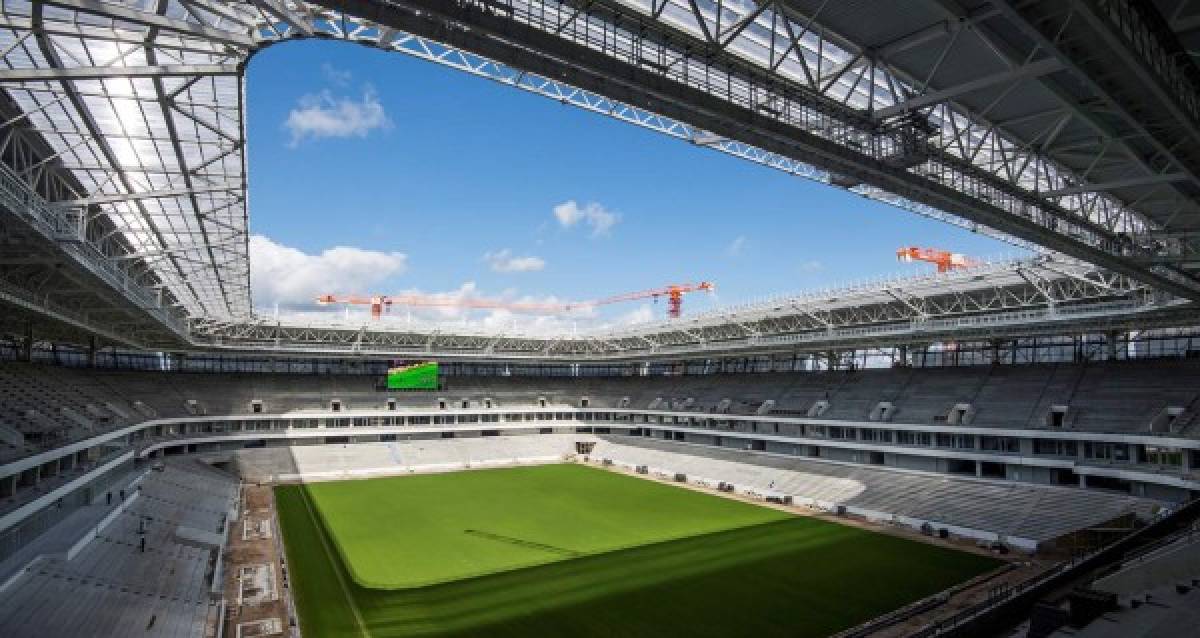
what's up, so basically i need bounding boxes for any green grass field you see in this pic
[276,464,1001,637]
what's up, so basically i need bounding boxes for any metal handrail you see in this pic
[0,164,188,338]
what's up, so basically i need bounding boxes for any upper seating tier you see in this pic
[2,359,1199,464]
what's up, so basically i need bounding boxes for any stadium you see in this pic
[2,1,1200,637]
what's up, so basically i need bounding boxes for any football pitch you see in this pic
[275,464,1001,637]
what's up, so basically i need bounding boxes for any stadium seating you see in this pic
[0,359,1189,637]
[1,359,1198,440]
[1,359,1196,534]
[217,433,1154,548]
[589,435,1156,547]
[0,459,235,638]
[227,433,581,482]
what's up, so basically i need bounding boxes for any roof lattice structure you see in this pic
[1,0,253,317]
[1,0,1198,353]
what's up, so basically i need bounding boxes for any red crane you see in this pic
[316,282,715,320]
[580,282,715,319]
[896,246,979,273]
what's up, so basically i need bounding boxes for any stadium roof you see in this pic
[1,0,1198,353]
[189,256,1193,360]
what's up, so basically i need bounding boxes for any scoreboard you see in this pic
[386,361,439,390]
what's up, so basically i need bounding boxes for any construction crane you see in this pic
[316,282,715,320]
[314,294,564,320]
[896,246,978,273]
[584,282,716,319]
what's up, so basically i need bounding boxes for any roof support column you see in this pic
[21,320,33,362]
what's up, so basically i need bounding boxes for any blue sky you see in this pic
[245,41,1020,329]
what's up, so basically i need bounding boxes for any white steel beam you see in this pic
[1043,173,1192,198]
[875,58,1064,119]
[40,0,257,47]
[0,64,239,81]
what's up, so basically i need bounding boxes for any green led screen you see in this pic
[387,362,439,390]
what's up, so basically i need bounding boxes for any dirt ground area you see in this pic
[220,484,294,638]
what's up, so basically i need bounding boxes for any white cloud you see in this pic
[320,63,352,86]
[476,309,579,335]
[618,304,656,326]
[552,200,620,236]
[255,262,690,335]
[483,249,546,273]
[249,234,407,307]
[799,260,824,273]
[368,283,579,322]
[284,88,391,147]
[275,276,611,332]
[398,281,480,320]
[553,201,583,227]
[726,235,748,257]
